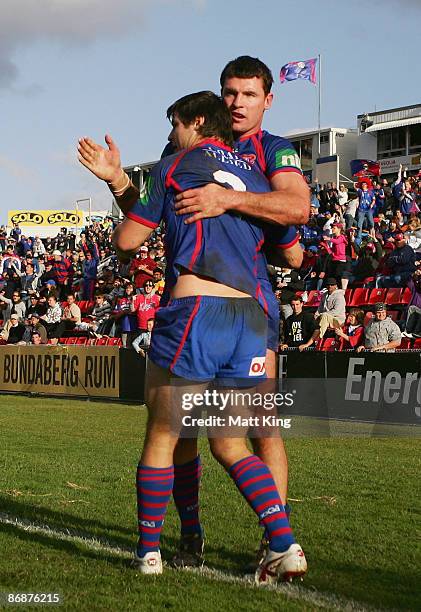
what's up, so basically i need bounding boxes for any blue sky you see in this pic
[0,0,419,223]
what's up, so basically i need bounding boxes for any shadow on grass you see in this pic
[0,496,252,571]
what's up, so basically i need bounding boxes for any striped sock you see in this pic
[136,463,174,558]
[229,455,295,553]
[173,456,203,536]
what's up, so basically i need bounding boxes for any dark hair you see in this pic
[348,308,365,326]
[220,55,273,95]
[166,91,233,148]
[290,295,303,304]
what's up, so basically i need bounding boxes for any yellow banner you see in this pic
[8,210,83,227]
[0,345,119,398]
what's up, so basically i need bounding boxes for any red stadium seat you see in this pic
[93,338,107,345]
[345,288,353,305]
[399,338,413,350]
[388,310,400,321]
[319,337,339,351]
[385,288,403,306]
[364,311,374,326]
[76,337,88,345]
[348,288,369,307]
[366,288,387,306]
[66,337,78,345]
[400,287,412,305]
[59,337,69,344]
[106,337,122,346]
[303,290,322,308]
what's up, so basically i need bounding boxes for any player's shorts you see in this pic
[257,278,280,352]
[149,296,267,381]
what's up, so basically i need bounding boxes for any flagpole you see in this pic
[317,53,321,157]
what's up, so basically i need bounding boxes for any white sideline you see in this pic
[0,512,377,611]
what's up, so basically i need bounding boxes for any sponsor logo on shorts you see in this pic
[260,504,281,520]
[249,357,266,376]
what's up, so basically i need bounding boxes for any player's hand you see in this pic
[77,134,122,183]
[174,184,228,224]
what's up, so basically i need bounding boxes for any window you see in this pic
[289,138,313,172]
[409,124,421,154]
[320,133,329,144]
[377,127,406,159]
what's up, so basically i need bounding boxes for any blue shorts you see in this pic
[149,296,267,381]
[257,278,280,352]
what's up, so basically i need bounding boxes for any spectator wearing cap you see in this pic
[299,278,346,349]
[131,279,160,333]
[356,180,376,241]
[335,309,365,351]
[376,233,416,288]
[52,249,73,299]
[0,313,26,344]
[130,246,155,293]
[353,234,383,284]
[26,312,48,344]
[356,303,401,353]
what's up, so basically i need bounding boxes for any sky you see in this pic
[0,0,419,223]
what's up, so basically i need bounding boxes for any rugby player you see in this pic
[78,91,307,584]
[170,56,309,566]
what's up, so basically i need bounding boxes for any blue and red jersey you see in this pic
[127,139,296,301]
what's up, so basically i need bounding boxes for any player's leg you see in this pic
[250,348,288,504]
[134,360,180,573]
[171,437,204,567]
[209,435,306,584]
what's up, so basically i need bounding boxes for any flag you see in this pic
[350,159,380,177]
[280,58,317,85]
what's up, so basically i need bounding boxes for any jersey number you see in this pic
[213,170,246,192]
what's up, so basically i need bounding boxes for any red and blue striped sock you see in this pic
[229,455,295,553]
[136,463,174,558]
[173,455,203,536]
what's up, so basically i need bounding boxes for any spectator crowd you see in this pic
[1,162,421,354]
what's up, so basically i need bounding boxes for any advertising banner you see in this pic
[8,210,84,228]
[0,345,119,398]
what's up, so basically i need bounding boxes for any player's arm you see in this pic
[263,225,303,270]
[112,161,167,261]
[174,172,309,226]
[112,220,153,261]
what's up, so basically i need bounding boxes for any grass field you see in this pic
[0,395,420,611]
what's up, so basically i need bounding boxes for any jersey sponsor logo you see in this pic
[204,147,252,170]
[260,504,281,520]
[275,148,301,170]
[139,175,154,206]
[249,356,266,376]
[140,520,156,528]
[240,153,257,165]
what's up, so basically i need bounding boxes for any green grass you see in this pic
[0,395,420,611]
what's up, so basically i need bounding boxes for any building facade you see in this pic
[357,104,421,177]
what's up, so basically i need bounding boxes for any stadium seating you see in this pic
[347,288,369,307]
[384,288,403,306]
[366,288,387,307]
[303,290,322,308]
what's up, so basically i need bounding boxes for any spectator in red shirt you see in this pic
[130,246,155,292]
[335,309,365,350]
[131,279,160,332]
